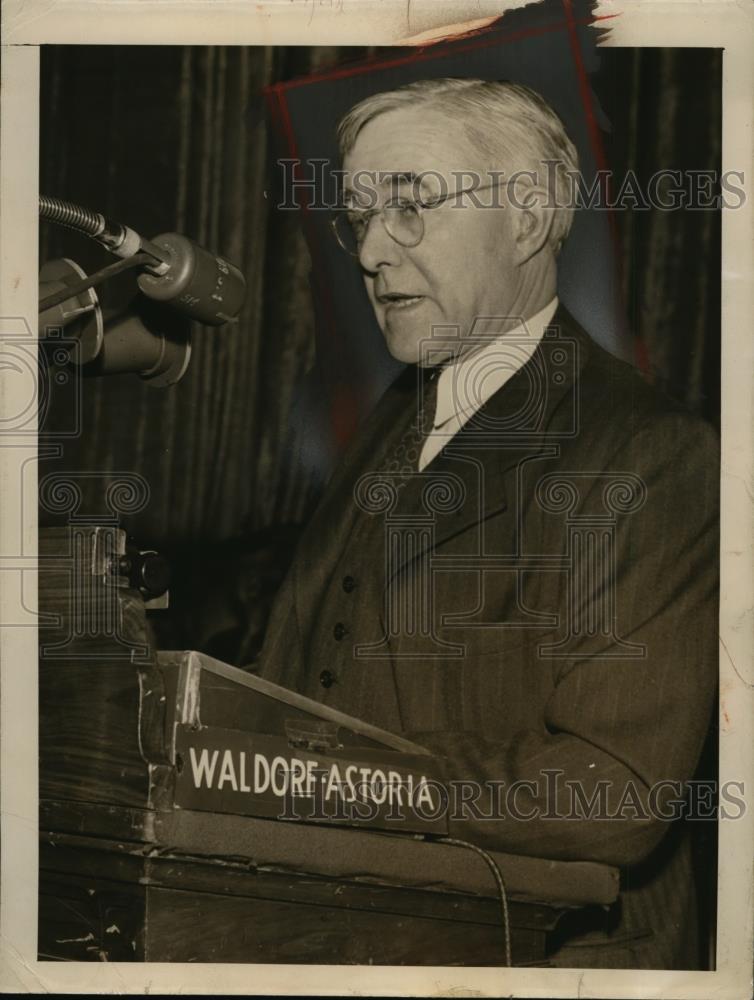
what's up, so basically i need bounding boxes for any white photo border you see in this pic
[1,1,752,996]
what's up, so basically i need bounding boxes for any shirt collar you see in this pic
[432,297,559,429]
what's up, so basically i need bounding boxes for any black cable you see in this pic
[436,835,512,967]
[39,253,152,313]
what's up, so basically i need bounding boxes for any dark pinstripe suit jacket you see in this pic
[259,306,719,969]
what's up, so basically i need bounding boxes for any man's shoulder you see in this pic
[564,311,708,424]
[554,309,719,463]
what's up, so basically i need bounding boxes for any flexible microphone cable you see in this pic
[433,835,513,967]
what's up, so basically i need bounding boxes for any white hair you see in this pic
[337,78,580,253]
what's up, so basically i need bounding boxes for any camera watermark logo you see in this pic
[344,318,647,661]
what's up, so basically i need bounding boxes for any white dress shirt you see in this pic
[419,297,559,471]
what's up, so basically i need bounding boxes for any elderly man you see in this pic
[258,79,719,969]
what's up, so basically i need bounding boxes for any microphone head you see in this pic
[137,233,246,326]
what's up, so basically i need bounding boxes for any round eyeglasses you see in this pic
[330,180,509,258]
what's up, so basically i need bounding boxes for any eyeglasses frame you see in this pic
[329,177,517,257]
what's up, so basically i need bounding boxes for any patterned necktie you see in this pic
[379,369,440,479]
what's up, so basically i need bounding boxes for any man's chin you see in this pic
[382,313,449,366]
[383,330,457,368]
[385,341,423,365]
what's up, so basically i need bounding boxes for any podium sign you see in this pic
[174,725,448,834]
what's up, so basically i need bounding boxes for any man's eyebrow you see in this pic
[342,170,419,202]
[380,171,418,185]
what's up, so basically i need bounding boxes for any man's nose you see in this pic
[358,214,403,272]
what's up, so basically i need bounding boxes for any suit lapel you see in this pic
[293,367,421,596]
[389,305,592,578]
[293,307,593,602]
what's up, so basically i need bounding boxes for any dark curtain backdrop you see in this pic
[39,44,721,659]
[40,46,363,546]
[594,48,721,422]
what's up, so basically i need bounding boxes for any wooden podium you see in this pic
[38,526,619,965]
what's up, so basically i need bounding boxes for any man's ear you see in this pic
[512,186,556,264]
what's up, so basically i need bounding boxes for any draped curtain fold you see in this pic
[598,47,721,423]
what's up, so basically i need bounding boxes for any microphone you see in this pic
[136,233,246,327]
[39,196,247,326]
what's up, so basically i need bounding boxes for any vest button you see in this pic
[333,622,348,641]
[319,669,337,689]
[342,575,356,593]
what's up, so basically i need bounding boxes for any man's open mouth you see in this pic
[379,292,425,309]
